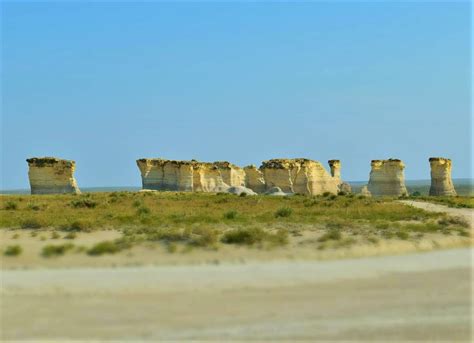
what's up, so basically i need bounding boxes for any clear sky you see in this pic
[1,1,471,189]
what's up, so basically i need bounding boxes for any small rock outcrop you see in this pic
[359,185,371,197]
[243,165,266,193]
[429,157,457,196]
[260,158,339,195]
[26,157,81,194]
[367,159,408,196]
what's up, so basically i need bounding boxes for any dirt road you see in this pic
[400,200,473,228]
[1,248,472,341]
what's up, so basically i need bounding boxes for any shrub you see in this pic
[188,227,219,247]
[396,231,409,240]
[70,199,98,209]
[136,206,151,216]
[87,239,130,256]
[318,230,342,242]
[239,192,247,197]
[61,220,91,232]
[12,233,19,239]
[438,216,469,228]
[223,210,238,220]
[4,245,22,256]
[42,244,74,257]
[51,232,60,239]
[275,207,293,218]
[21,218,44,229]
[4,201,18,210]
[64,232,77,239]
[411,191,421,197]
[322,192,331,197]
[132,200,142,208]
[27,203,41,211]
[222,227,266,245]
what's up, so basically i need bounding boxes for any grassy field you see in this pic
[1,191,471,264]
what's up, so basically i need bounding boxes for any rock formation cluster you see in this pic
[137,157,344,195]
[367,159,408,196]
[26,157,81,194]
[429,157,457,196]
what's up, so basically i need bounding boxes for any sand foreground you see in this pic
[1,248,472,341]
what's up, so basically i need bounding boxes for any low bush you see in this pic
[221,227,266,245]
[64,232,77,239]
[275,207,293,218]
[4,201,18,210]
[221,227,288,246]
[4,245,22,256]
[42,243,74,257]
[21,218,44,229]
[61,220,91,232]
[396,231,409,240]
[223,210,238,220]
[87,239,130,256]
[70,199,98,209]
[318,230,342,242]
[27,203,42,211]
[136,206,151,216]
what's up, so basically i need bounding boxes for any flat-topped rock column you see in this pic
[367,159,408,196]
[26,157,81,194]
[429,157,457,196]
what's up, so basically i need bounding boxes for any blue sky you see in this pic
[1,1,471,189]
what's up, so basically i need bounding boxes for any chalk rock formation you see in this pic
[243,165,266,193]
[338,182,352,194]
[265,186,290,196]
[214,161,246,187]
[136,159,194,191]
[360,185,371,197]
[367,159,408,196]
[226,186,257,196]
[328,159,352,194]
[192,162,228,192]
[328,160,341,181]
[26,157,81,194]
[137,158,230,192]
[429,157,457,196]
[260,158,339,195]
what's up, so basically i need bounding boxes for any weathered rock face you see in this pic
[260,158,339,195]
[213,161,246,187]
[243,165,266,194]
[192,162,228,192]
[137,158,229,192]
[136,159,194,191]
[26,157,81,194]
[367,159,408,196]
[429,157,457,196]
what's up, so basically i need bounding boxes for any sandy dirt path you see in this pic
[400,200,473,228]
[1,248,472,341]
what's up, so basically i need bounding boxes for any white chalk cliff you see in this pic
[260,158,340,195]
[27,157,81,194]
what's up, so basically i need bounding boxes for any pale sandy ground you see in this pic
[1,248,472,341]
[1,201,473,341]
